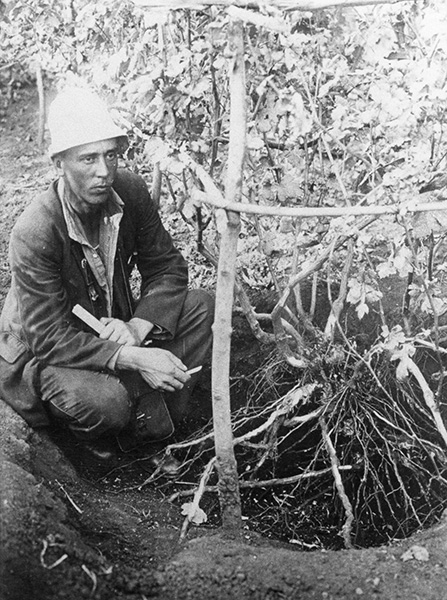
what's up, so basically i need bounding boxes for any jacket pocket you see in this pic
[0,332,29,364]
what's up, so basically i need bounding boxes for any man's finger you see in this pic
[171,367,189,382]
[99,317,114,325]
[167,353,187,371]
[168,379,184,391]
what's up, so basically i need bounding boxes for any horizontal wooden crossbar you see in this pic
[193,189,447,219]
[132,0,408,12]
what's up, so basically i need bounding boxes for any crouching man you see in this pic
[0,87,214,475]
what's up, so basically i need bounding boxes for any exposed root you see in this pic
[404,357,447,447]
[319,415,354,549]
[166,349,447,548]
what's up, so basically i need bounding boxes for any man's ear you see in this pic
[52,155,64,176]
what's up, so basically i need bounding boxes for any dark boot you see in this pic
[116,390,174,452]
[81,437,118,470]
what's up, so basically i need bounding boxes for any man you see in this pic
[0,87,214,474]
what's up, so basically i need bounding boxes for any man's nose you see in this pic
[95,156,111,178]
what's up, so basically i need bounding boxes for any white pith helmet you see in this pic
[47,87,127,158]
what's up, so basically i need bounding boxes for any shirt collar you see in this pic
[57,178,123,246]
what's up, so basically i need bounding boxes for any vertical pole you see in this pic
[36,63,45,152]
[211,17,246,534]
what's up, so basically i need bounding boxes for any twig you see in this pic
[169,465,354,501]
[189,225,274,345]
[56,480,83,514]
[241,465,353,489]
[167,383,319,457]
[167,430,214,452]
[324,238,354,340]
[137,451,173,489]
[82,564,98,597]
[234,276,275,344]
[249,419,281,478]
[309,272,318,320]
[234,383,319,444]
[179,457,216,541]
[415,340,447,355]
[297,66,350,205]
[0,62,16,71]
[40,539,68,570]
[251,212,282,293]
[271,215,376,365]
[282,406,324,427]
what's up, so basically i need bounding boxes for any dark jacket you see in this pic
[0,169,188,426]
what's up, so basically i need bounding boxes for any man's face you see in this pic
[55,138,119,215]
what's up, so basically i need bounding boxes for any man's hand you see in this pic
[99,317,139,346]
[99,317,154,346]
[116,346,191,392]
[138,348,191,392]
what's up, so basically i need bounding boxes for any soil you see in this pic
[1,84,447,600]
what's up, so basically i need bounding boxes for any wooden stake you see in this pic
[211,16,246,535]
[36,63,45,152]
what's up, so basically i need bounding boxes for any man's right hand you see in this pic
[115,346,190,392]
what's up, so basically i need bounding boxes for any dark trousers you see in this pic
[42,289,214,441]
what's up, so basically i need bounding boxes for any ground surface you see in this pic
[1,85,447,600]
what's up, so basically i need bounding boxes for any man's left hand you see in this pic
[99,318,140,346]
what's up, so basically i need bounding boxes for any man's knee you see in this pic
[86,384,132,435]
[41,367,132,439]
[184,288,215,328]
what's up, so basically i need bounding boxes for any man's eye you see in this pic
[106,152,117,161]
[83,156,94,164]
